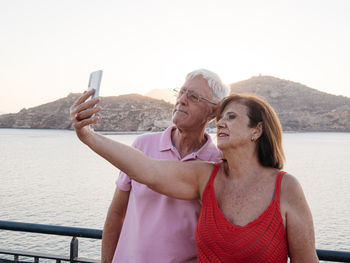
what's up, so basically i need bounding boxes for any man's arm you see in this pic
[101,188,130,263]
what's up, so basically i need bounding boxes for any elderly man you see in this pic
[100,69,229,262]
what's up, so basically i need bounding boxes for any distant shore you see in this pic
[1,127,350,134]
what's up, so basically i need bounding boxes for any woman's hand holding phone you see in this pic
[70,70,103,140]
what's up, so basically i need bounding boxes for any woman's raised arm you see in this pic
[70,89,211,200]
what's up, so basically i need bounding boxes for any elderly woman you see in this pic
[71,91,318,262]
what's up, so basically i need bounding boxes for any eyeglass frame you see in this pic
[173,88,217,105]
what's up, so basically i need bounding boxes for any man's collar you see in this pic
[194,134,219,161]
[159,126,219,160]
[159,126,176,152]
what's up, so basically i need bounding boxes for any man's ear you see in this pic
[253,122,263,139]
[207,105,218,122]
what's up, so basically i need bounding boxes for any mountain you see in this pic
[0,93,173,132]
[144,88,176,104]
[230,76,350,132]
[0,76,349,132]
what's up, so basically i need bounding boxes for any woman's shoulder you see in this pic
[189,160,220,175]
[280,172,307,209]
[280,172,302,192]
[196,161,222,197]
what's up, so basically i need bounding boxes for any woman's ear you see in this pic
[253,122,263,139]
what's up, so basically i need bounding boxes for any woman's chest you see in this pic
[214,178,276,226]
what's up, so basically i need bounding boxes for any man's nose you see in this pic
[176,91,188,104]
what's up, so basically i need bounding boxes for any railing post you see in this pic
[70,236,78,262]
[14,255,19,262]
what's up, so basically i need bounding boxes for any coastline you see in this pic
[1,127,350,134]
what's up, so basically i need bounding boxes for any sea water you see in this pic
[0,129,349,259]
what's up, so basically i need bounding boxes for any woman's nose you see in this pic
[216,118,226,128]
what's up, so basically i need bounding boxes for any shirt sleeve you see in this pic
[116,170,132,191]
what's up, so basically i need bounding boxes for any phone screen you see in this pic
[88,70,103,99]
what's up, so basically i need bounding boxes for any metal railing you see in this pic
[317,249,350,262]
[0,220,102,263]
[1,220,350,262]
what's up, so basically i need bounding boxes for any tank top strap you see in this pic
[274,171,286,203]
[208,162,220,185]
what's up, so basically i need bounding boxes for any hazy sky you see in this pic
[1,0,349,113]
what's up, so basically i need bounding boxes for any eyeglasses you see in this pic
[173,88,217,105]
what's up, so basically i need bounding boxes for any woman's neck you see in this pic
[221,146,264,180]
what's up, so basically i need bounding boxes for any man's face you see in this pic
[172,76,215,131]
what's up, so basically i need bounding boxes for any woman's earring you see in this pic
[251,136,255,142]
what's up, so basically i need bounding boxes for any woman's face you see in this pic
[216,101,256,151]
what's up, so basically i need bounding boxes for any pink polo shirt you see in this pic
[113,126,221,263]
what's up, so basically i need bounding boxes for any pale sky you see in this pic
[1,0,349,113]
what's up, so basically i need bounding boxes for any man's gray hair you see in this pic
[186,69,230,103]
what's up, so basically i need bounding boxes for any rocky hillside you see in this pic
[0,93,173,131]
[1,76,349,132]
[230,76,350,132]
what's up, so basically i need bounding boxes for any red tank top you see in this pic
[195,163,288,263]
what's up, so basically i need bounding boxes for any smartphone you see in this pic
[88,70,103,99]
